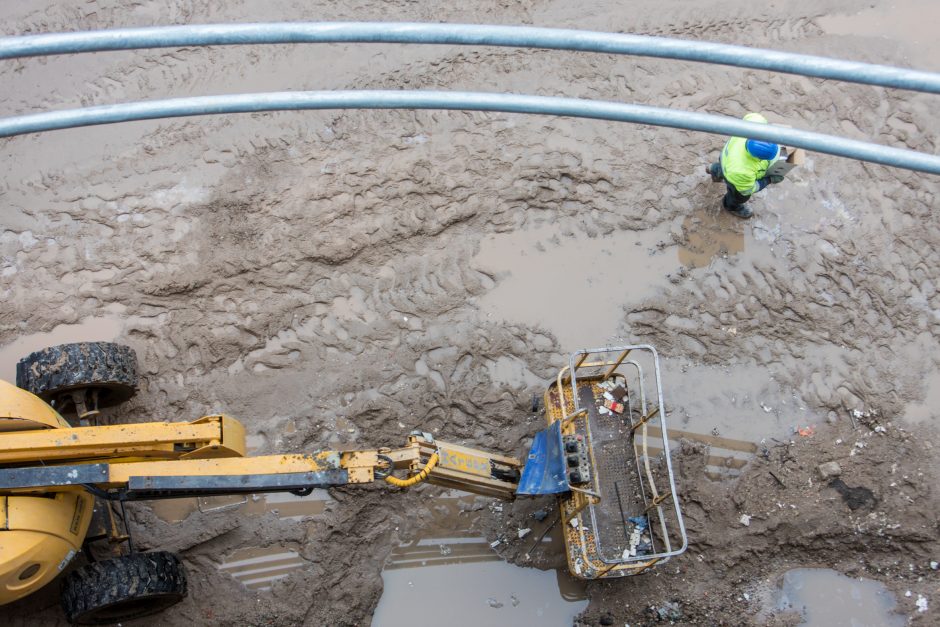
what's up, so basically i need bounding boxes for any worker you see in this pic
[706,112,784,218]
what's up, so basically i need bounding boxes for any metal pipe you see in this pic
[1,90,937,174]
[1,22,939,94]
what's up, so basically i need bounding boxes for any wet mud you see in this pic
[1,0,939,625]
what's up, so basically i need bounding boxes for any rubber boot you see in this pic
[723,202,753,219]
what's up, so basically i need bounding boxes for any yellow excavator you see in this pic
[0,341,685,624]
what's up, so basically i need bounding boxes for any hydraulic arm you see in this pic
[0,405,522,502]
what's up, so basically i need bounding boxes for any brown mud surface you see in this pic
[1,1,939,625]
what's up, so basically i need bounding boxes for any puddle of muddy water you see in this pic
[775,568,903,626]
[218,545,307,591]
[0,316,123,384]
[678,207,746,268]
[817,0,940,71]
[373,492,587,626]
[903,368,940,424]
[474,225,677,348]
[661,358,815,444]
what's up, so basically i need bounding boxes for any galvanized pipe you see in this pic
[0,90,937,174]
[1,23,939,94]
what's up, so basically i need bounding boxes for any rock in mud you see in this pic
[817,461,842,479]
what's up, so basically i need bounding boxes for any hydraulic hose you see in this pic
[384,452,439,488]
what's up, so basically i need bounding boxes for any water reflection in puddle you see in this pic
[375,560,587,626]
[373,492,587,627]
[0,316,123,383]
[218,545,307,591]
[777,568,903,626]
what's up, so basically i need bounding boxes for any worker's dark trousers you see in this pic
[709,162,751,210]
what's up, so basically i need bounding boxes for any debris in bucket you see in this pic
[603,398,625,414]
[531,508,549,522]
[623,515,652,557]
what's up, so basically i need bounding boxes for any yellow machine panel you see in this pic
[0,492,94,605]
[0,380,70,431]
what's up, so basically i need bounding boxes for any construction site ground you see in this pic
[1,0,938,625]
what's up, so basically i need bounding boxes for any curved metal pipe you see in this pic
[1,90,937,174]
[1,22,939,94]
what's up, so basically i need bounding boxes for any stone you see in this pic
[817,461,842,479]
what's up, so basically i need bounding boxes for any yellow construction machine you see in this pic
[0,341,685,624]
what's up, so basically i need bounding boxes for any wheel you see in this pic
[60,551,187,625]
[16,342,138,412]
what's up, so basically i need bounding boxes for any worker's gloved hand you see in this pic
[768,175,785,184]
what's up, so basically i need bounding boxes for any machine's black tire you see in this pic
[61,551,187,625]
[16,342,138,409]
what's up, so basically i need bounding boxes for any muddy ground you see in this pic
[1,0,939,625]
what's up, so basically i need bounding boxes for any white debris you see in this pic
[743,593,750,601]
[930,561,938,570]
[760,403,773,413]
[490,539,501,548]
[874,425,887,434]
[569,518,580,529]
[906,591,912,597]
[916,594,928,612]
[739,514,751,527]
[517,528,531,539]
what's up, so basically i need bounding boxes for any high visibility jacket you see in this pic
[721,113,778,195]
